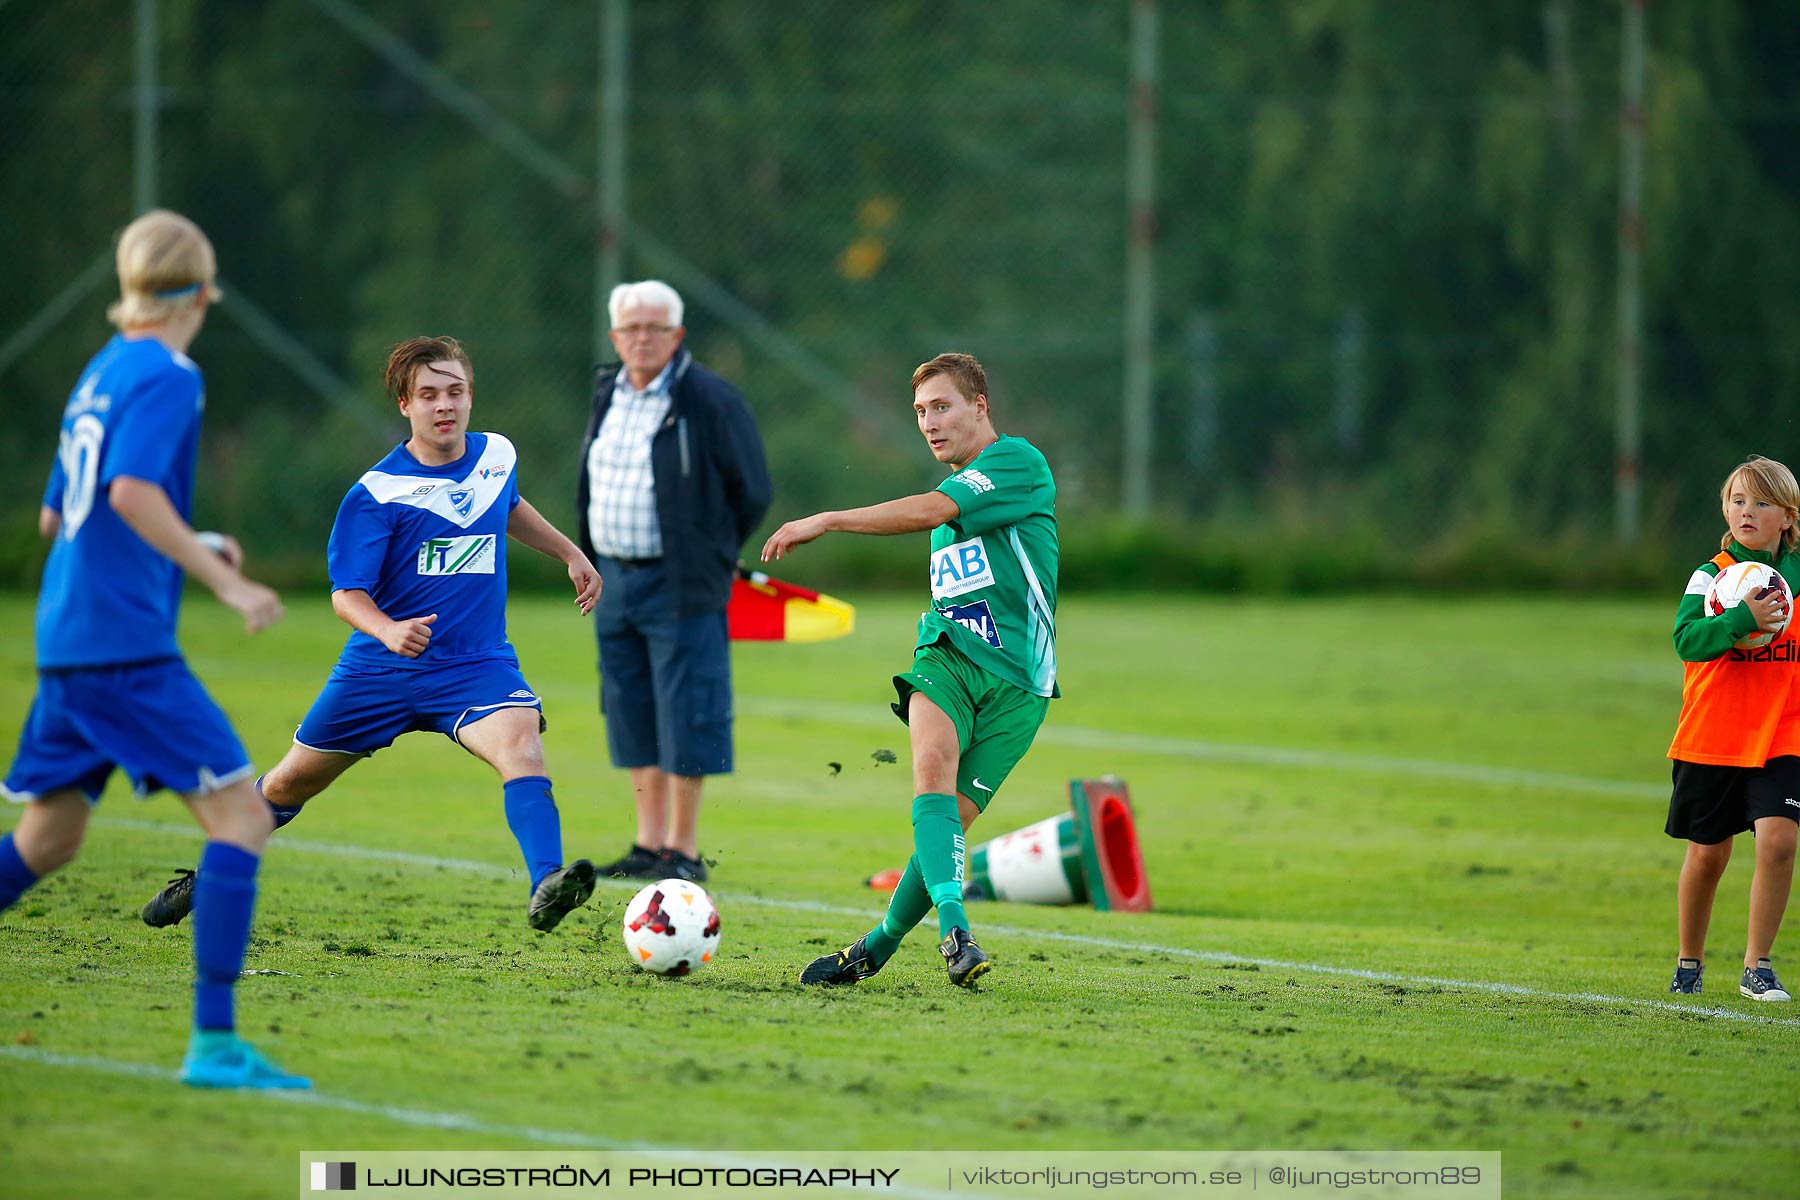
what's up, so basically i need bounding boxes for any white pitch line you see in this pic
[1004,929,1800,1028]
[30,814,1800,1031]
[35,681,1657,801]
[153,673,1661,798]
[0,1047,977,1198]
[0,1046,625,1148]
[737,697,1665,799]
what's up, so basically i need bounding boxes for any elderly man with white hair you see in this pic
[577,280,771,883]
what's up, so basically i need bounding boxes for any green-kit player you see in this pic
[761,352,1058,988]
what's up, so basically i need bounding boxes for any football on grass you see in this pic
[621,879,721,976]
[1705,560,1792,649]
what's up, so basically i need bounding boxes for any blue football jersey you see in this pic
[328,432,522,668]
[36,335,204,669]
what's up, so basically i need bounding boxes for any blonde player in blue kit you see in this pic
[763,353,1059,989]
[0,210,307,1089]
[139,336,604,933]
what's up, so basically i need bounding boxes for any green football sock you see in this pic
[864,855,930,963]
[911,792,969,938]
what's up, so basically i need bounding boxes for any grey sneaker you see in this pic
[141,868,196,928]
[939,927,990,988]
[527,860,596,932]
[799,934,884,985]
[1669,959,1703,995]
[1740,963,1791,1002]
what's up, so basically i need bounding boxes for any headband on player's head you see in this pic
[153,282,203,299]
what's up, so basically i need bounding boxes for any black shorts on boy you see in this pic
[1667,755,1800,845]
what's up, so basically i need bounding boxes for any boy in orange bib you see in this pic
[1665,455,1800,1001]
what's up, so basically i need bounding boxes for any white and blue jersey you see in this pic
[328,433,522,669]
[36,335,204,669]
[295,433,542,755]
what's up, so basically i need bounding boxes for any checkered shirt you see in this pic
[586,359,675,559]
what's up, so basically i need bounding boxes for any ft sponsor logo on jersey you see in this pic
[417,534,497,575]
[931,536,994,599]
[941,599,1004,649]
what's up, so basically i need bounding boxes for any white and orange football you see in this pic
[621,879,721,977]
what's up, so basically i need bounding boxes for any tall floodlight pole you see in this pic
[597,0,629,363]
[1616,0,1646,545]
[134,0,158,213]
[1122,0,1158,517]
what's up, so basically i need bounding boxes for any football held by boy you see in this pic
[139,337,604,934]
[761,352,1059,988]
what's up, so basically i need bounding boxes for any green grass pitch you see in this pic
[1,591,1796,1198]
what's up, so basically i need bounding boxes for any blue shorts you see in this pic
[295,654,542,756]
[2,658,252,803]
[594,561,733,776]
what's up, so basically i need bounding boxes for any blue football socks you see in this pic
[190,841,261,1032]
[503,776,564,893]
[256,774,304,830]
[0,834,39,913]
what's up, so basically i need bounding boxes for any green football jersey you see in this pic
[915,435,1060,698]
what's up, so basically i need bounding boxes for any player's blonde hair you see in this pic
[1720,455,1800,552]
[384,336,474,402]
[105,209,222,331]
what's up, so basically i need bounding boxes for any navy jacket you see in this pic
[576,347,772,617]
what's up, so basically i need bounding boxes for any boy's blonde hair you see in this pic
[1720,455,1800,552]
[105,209,222,331]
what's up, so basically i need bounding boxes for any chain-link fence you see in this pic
[4,1,1798,588]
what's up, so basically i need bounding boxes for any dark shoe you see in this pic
[939,927,990,988]
[799,934,884,985]
[1669,959,1703,995]
[596,844,663,879]
[1740,963,1792,1002]
[141,868,196,928]
[527,859,596,932]
[658,848,708,883]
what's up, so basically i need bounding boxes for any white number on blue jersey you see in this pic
[57,413,106,538]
